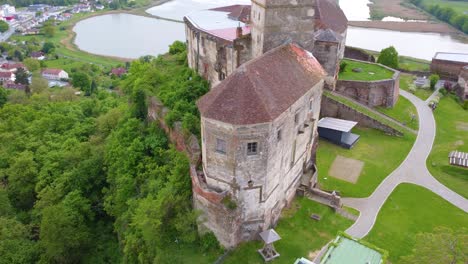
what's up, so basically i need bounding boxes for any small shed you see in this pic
[318,117,360,149]
[258,229,281,261]
[449,151,468,168]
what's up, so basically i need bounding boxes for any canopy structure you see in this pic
[318,117,360,149]
[320,236,384,264]
[449,150,468,168]
[258,229,281,262]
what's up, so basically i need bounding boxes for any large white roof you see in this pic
[318,117,358,132]
[434,52,468,63]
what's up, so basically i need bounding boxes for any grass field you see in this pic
[417,0,468,15]
[377,95,419,131]
[317,127,415,197]
[399,73,433,101]
[427,95,468,198]
[223,198,353,264]
[398,56,430,72]
[365,183,468,263]
[339,59,394,81]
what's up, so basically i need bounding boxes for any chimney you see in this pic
[236,23,243,39]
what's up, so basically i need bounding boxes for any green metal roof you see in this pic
[320,236,382,264]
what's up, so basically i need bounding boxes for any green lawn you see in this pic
[398,56,430,72]
[427,95,468,198]
[317,127,415,197]
[418,0,468,15]
[339,59,395,81]
[399,73,433,101]
[365,183,468,263]
[377,95,419,131]
[223,198,353,264]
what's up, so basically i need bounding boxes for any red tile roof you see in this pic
[111,67,127,76]
[0,72,13,78]
[1,63,25,70]
[198,43,326,125]
[315,0,348,34]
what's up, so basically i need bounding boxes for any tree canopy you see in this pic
[0,21,9,33]
[377,46,399,69]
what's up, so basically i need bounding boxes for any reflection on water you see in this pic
[147,0,250,21]
[74,13,185,59]
[347,27,468,60]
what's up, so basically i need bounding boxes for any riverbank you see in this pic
[368,0,428,20]
[349,21,459,34]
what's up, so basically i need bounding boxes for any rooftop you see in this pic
[320,236,384,264]
[433,52,468,63]
[318,117,357,133]
[198,43,326,125]
[185,5,250,41]
[338,59,395,81]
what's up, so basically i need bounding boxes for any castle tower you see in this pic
[251,0,317,58]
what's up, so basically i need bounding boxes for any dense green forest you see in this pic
[0,44,219,263]
[408,0,468,33]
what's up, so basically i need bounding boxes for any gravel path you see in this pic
[343,89,468,238]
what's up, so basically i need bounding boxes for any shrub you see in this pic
[339,61,348,73]
[199,232,221,253]
[164,110,182,128]
[222,195,237,210]
[439,88,448,96]
[169,41,187,55]
[463,100,468,110]
[377,46,399,69]
[408,83,417,94]
[181,113,200,136]
[429,74,440,90]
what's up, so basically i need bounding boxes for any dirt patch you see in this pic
[329,156,364,183]
[348,21,458,34]
[456,122,468,132]
[369,0,428,20]
[308,250,321,261]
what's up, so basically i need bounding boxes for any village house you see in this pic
[0,71,15,83]
[110,67,127,77]
[0,62,26,73]
[4,80,25,90]
[30,51,45,60]
[41,68,69,80]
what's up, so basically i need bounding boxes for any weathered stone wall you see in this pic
[200,81,324,246]
[334,60,400,108]
[148,97,243,247]
[185,21,251,88]
[456,71,468,101]
[251,0,316,58]
[320,95,403,136]
[313,41,339,77]
[344,46,375,62]
[431,58,468,81]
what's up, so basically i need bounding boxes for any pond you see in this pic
[74,0,468,60]
[73,13,185,59]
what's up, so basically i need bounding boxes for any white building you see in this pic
[42,68,69,80]
[0,71,15,82]
[0,5,16,16]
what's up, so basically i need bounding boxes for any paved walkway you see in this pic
[343,89,468,239]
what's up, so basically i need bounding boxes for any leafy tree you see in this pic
[23,58,40,72]
[0,187,14,217]
[30,73,49,94]
[0,217,39,264]
[13,49,23,61]
[133,87,147,120]
[42,22,55,38]
[41,42,55,54]
[39,191,93,263]
[0,87,7,108]
[377,46,399,69]
[401,227,467,264]
[90,79,97,95]
[15,67,29,85]
[169,41,186,55]
[6,151,37,210]
[71,72,91,94]
[0,20,9,33]
[430,74,440,90]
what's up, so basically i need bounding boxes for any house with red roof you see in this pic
[4,81,26,90]
[41,68,69,80]
[110,67,127,77]
[0,71,15,82]
[1,62,26,73]
[30,51,45,60]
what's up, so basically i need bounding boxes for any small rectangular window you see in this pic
[309,97,314,110]
[247,142,258,156]
[277,129,282,141]
[294,112,300,124]
[216,138,226,154]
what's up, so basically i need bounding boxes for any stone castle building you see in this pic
[184,0,347,87]
[184,0,348,247]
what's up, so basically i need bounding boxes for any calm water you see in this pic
[74,0,468,60]
[73,13,184,59]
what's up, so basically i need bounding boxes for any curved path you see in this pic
[343,89,468,239]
